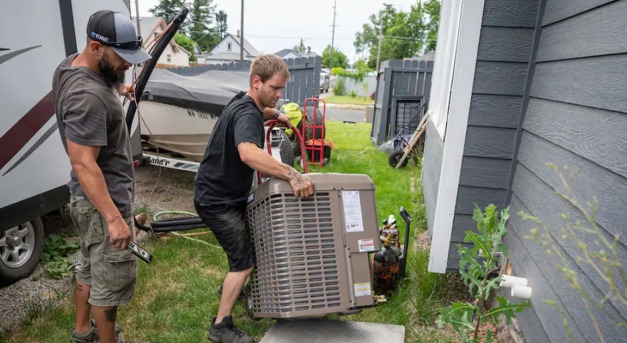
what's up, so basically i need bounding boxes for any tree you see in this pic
[353,59,371,73]
[293,38,309,56]
[215,10,228,40]
[150,0,221,52]
[423,0,441,52]
[174,33,197,62]
[149,0,187,27]
[321,45,348,69]
[189,0,218,52]
[354,1,437,68]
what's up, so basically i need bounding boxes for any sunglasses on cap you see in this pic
[96,36,143,50]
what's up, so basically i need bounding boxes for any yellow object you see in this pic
[280,103,303,135]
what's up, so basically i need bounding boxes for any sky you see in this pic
[133,0,418,63]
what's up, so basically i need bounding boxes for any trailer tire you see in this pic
[0,217,45,287]
[300,107,325,141]
[277,130,294,167]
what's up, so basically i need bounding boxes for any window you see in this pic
[167,54,172,63]
[428,0,463,139]
[227,42,232,51]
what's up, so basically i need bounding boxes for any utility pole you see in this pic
[329,0,337,72]
[240,0,244,62]
[134,0,141,36]
[375,23,383,73]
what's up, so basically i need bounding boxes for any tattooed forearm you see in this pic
[287,166,309,187]
[286,166,313,198]
[287,166,299,180]
[104,307,117,322]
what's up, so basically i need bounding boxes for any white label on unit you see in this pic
[342,190,364,232]
[358,238,375,252]
[354,282,372,297]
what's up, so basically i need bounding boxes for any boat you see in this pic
[139,68,249,161]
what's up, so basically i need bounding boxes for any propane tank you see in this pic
[372,218,402,296]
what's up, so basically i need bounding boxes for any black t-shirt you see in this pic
[194,92,264,207]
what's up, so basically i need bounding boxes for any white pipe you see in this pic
[500,274,528,288]
[511,285,532,300]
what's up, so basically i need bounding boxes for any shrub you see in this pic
[333,77,346,96]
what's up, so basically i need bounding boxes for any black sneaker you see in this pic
[208,316,253,343]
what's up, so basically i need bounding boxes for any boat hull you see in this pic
[138,101,218,162]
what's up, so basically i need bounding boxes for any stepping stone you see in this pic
[259,318,405,343]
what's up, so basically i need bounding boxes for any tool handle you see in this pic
[128,241,153,264]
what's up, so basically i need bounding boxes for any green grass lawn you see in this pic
[323,95,374,106]
[3,122,458,343]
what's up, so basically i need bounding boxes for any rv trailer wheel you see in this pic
[0,217,44,286]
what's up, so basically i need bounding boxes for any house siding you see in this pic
[445,0,540,269]
[507,0,627,341]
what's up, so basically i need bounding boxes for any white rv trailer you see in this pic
[0,0,141,285]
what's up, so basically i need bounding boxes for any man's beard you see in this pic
[97,55,125,88]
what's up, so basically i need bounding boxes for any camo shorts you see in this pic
[69,192,137,307]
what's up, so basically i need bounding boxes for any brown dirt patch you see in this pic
[134,165,197,216]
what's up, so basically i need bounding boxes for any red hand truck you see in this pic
[301,98,327,167]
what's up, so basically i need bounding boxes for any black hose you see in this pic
[151,217,204,227]
[126,7,197,235]
[134,216,207,233]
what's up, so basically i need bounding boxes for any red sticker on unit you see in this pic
[358,238,375,252]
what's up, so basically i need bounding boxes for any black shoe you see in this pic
[208,316,253,343]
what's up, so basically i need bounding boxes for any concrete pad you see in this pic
[259,319,405,343]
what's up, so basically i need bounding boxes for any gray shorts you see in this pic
[69,193,137,307]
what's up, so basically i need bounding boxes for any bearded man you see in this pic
[52,10,151,343]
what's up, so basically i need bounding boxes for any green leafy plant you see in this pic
[332,77,346,96]
[41,234,79,279]
[520,163,627,342]
[332,68,368,82]
[437,205,528,342]
[349,90,358,98]
[331,67,345,76]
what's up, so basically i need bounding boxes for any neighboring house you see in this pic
[205,31,258,64]
[275,48,319,59]
[133,16,190,67]
[423,0,626,342]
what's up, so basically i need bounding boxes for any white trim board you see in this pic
[427,0,462,139]
[428,0,485,273]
